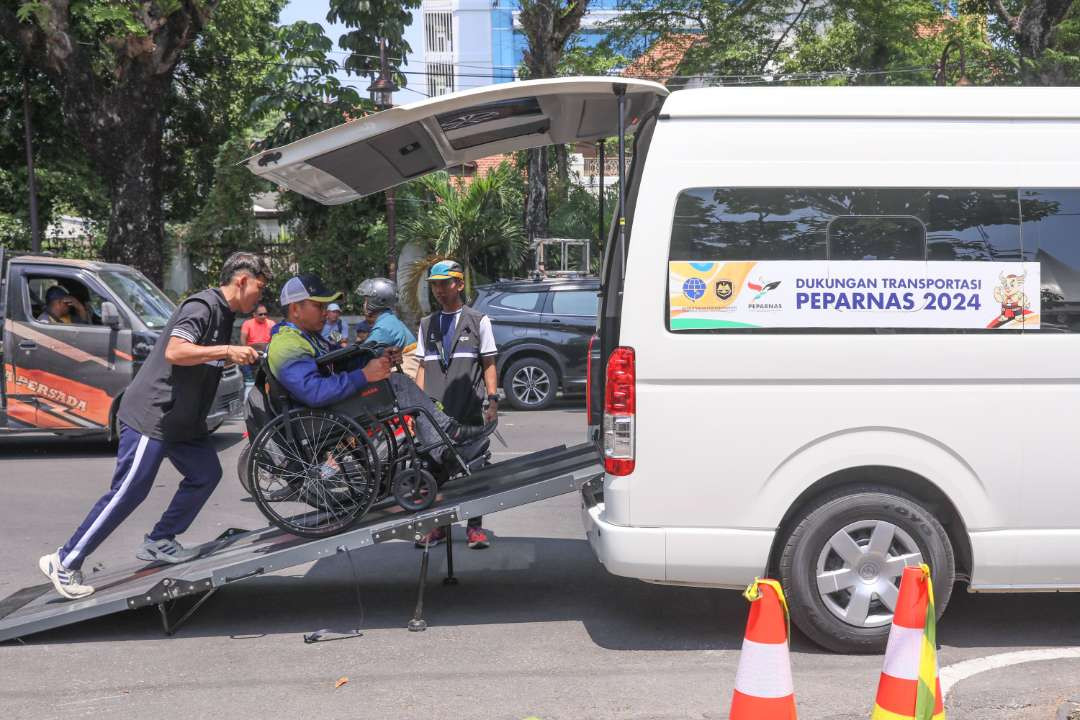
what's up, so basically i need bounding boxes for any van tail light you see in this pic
[603,346,635,475]
[586,334,596,421]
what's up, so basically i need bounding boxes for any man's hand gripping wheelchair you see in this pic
[238,342,489,539]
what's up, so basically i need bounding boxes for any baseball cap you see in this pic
[279,274,342,306]
[355,320,373,333]
[428,260,464,281]
[327,302,341,312]
[45,286,69,304]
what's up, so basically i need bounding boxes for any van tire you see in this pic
[778,486,955,654]
[503,356,557,410]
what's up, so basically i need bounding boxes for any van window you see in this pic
[669,188,1023,263]
[1021,189,1080,332]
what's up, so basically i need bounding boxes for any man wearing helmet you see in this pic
[357,277,416,350]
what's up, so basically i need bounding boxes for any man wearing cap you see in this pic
[321,302,349,347]
[38,285,90,324]
[414,259,499,550]
[264,273,491,456]
[38,252,268,600]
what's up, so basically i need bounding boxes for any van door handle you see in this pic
[18,341,37,350]
[549,319,562,324]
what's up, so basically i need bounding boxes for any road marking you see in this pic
[941,648,1080,695]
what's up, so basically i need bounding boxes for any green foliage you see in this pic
[328,0,422,87]
[251,21,370,149]
[401,164,528,298]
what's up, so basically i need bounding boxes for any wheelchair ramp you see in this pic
[0,442,602,643]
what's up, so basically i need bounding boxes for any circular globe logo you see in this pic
[682,277,706,301]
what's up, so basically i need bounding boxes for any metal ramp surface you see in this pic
[0,442,601,643]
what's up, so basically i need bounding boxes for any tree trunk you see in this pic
[555,145,569,202]
[526,148,550,244]
[992,0,1075,85]
[104,135,166,284]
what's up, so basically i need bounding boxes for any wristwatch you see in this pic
[486,394,500,404]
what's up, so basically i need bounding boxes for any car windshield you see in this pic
[98,270,176,330]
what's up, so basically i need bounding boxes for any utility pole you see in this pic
[368,38,399,280]
[22,70,41,252]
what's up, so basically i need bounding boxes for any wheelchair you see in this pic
[238,342,490,539]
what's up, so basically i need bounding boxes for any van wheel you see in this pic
[503,357,557,410]
[778,486,955,654]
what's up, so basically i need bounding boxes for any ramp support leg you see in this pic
[157,587,218,637]
[408,540,431,632]
[444,525,458,586]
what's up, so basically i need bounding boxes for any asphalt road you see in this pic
[1,400,1079,720]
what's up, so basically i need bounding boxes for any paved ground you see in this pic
[2,400,1079,719]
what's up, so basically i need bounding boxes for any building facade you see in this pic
[396,0,625,104]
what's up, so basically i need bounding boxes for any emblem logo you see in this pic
[715,280,733,300]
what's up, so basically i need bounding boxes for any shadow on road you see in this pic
[9,537,1079,654]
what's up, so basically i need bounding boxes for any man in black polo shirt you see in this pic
[38,253,269,599]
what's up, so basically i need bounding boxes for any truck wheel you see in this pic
[778,486,955,654]
[503,356,557,410]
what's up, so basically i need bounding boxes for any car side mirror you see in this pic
[100,301,121,329]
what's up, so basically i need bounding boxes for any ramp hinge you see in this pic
[127,577,214,610]
[372,509,459,544]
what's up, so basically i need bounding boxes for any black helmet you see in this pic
[357,277,399,313]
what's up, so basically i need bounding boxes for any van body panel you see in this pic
[616,102,1080,587]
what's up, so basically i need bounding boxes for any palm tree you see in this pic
[401,162,528,301]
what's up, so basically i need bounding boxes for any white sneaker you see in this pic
[38,551,94,599]
[136,536,199,565]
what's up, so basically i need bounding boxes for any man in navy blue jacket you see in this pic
[266,274,490,456]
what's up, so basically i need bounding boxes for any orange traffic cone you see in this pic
[870,564,944,720]
[730,579,797,720]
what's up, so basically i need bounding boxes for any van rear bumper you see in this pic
[580,478,776,589]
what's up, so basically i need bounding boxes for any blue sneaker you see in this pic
[136,536,199,564]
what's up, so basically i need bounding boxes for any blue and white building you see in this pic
[395,0,626,104]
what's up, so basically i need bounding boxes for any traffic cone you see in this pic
[870,564,944,720]
[730,578,797,720]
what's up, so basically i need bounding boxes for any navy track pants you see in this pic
[59,423,222,571]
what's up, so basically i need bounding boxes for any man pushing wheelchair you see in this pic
[242,273,495,538]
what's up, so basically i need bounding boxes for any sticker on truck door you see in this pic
[668,260,1041,330]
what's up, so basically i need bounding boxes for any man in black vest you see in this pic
[414,260,499,549]
[38,253,269,599]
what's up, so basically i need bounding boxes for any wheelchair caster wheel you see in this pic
[408,618,427,632]
[392,468,438,512]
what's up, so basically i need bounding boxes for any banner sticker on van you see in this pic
[668,261,1041,330]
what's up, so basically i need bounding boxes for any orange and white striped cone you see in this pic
[730,578,797,720]
[870,564,945,720]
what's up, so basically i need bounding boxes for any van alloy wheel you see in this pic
[778,485,955,653]
[815,519,922,628]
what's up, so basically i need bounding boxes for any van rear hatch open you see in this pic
[245,77,667,204]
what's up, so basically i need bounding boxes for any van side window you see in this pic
[670,188,1023,263]
[1021,189,1080,332]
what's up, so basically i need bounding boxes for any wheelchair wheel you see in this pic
[237,443,253,495]
[391,467,438,512]
[248,409,382,538]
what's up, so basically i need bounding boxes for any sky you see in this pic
[279,1,428,103]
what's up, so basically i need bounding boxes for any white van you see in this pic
[248,79,1080,652]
